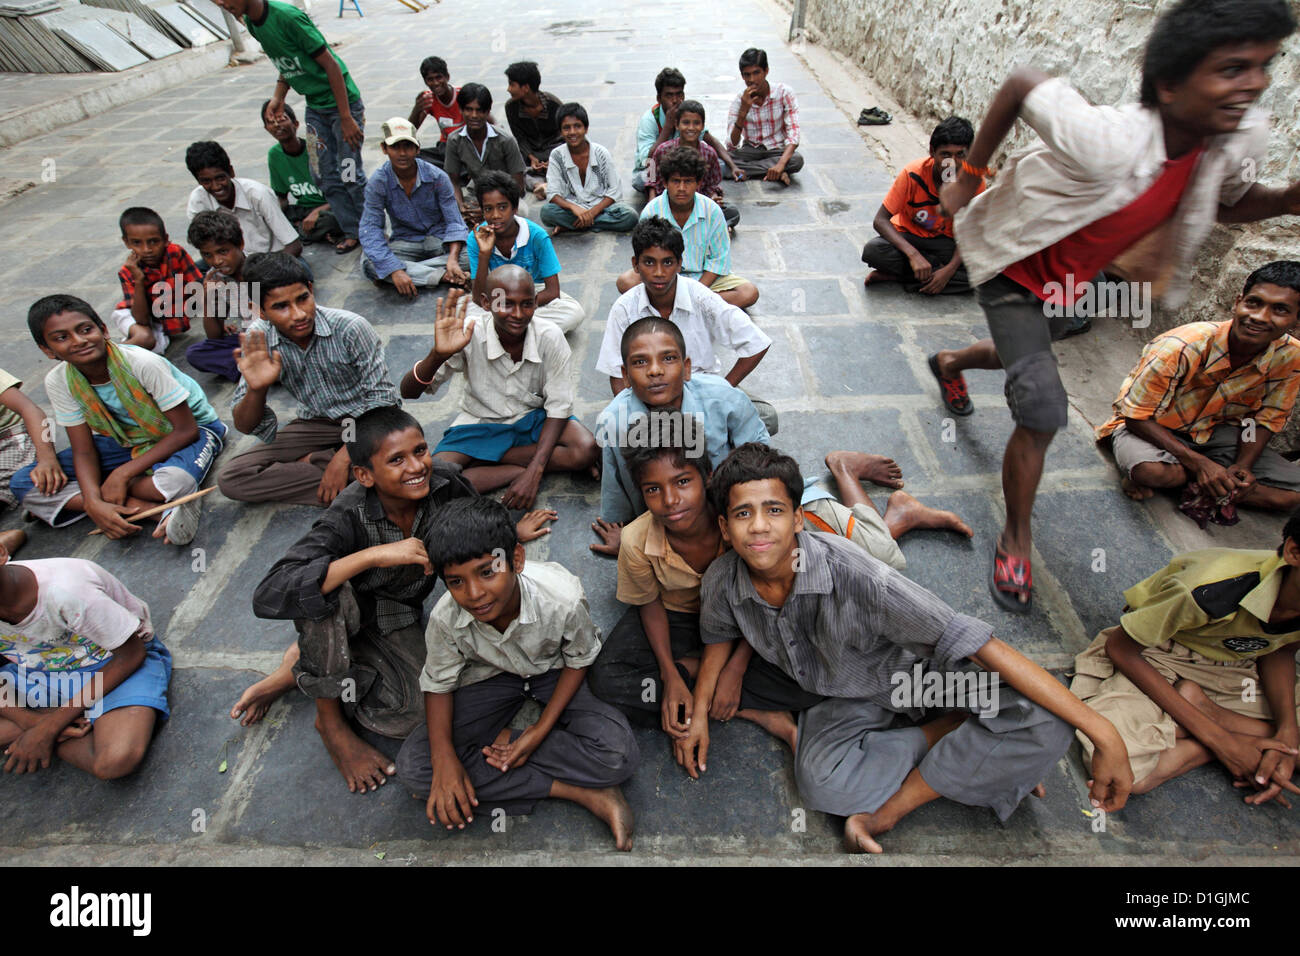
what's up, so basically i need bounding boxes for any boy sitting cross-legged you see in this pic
[465,170,585,333]
[0,367,64,552]
[112,207,201,354]
[262,100,342,246]
[540,103,639,234]
[184,210,250,384]
[395,495,639,850]
[217,253,400,507]
[12,295,227,546]
[693,442,1133,853]
[399,277,598,510]
[0,540,172,780]
[620,145,756,309]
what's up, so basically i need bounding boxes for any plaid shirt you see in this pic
[1099,321,1300,443]
[727,82,799,151]
[115,243,201,335]
[252,471,476,635]
[231,306,400,442]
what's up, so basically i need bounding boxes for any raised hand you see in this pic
[432,289,474,360]
[234,329,283,391]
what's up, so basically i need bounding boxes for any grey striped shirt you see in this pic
[699,531,993,706]
[231,306,400,442]
[546,141,622,206]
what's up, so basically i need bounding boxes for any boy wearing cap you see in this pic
[214,0,368,255]
[359,118,470,297]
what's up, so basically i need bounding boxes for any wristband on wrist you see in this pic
[961,159,994,178]
[412,358,435,386]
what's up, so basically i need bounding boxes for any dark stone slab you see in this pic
[747,277,850,318]
[915,402,1107,479]
[0,668,252,847]
[802,322,922,396]
[737,198,817,227]
[771,408,923,489]
[774,229,863,275]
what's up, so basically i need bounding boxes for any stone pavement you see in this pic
[0,0,1296,865]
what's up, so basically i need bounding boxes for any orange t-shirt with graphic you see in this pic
[883,157,983,239]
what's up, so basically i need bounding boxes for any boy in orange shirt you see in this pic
[861,117,980,295]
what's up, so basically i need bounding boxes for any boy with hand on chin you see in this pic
[13,295,227,547]
[692,443,1132,853]
[218,253,399,507]
[464,171,584,333]
[396,496,639,850]
[263,101,341,246]
[399,275,597,510]
[727,48,803,185]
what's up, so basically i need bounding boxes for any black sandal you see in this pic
[858,107,892,126]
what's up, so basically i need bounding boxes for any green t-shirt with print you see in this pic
[267,142,326,209]
[246,1,360,111]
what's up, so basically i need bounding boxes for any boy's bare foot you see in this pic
[826,449,903,490]
[884,490,973,539]
[843,808,897,854]
[230,663,296,726]
[736,708,798,752]
[0,528,27,556]
[1121,477,1156,500]
[555,783,635,851]
[864,270,900,288]
[318,721,396,793]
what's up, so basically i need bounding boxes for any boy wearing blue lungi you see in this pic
[400,268,599,511]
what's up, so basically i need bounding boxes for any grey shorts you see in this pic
[1109,422,1300,492]
[979,274,1075,433]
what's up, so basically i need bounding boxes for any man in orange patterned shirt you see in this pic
[1098,260,1300,509]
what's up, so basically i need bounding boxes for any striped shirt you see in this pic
[252,472,475,635]
[546,141,623,206]
[699,531,993,707]
[231,306,400,442]
[1098,321,1300,443]
[640,192,731,279]
[727,82,800,151]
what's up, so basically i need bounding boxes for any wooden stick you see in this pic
[87,486,217,535]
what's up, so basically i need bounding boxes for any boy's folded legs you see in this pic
[396,670,639,813]
[13,425,225,527]
[293,581,426,740]
[217,417,345,506]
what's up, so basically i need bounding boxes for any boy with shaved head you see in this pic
[400,274,598,510]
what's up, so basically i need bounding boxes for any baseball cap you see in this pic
[381,117,420,147]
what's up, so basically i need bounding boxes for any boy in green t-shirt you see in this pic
[262,100,341,246]
[1072,517,1300,805]
[216,0,366,254]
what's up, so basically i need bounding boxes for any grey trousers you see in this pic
[293,582,426,740]
[362,237,470,287]
[730,143,804,178]
[218,417,346,507]
[588,606,824,725]
[396,668,640,813]
[794,676,1074,821]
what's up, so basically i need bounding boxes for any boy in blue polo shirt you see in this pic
[617,146,756,310]
[466,171,584,333]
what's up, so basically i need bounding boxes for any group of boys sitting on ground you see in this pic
[2,0,1300,855]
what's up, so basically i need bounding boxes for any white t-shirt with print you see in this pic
[0,559,152,672]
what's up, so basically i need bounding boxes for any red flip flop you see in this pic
[928,353,974,416]
[990,539,1032,614]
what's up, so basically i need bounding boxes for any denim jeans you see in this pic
[304,98,367,240]
[361,237,469,286]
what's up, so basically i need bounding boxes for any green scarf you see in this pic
[65,343,172,458]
